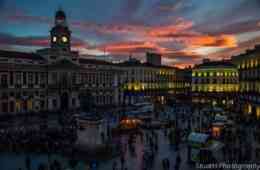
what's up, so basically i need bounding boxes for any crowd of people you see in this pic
[0,114,78,154]
[111,127,183,170]
[222,120,260,163]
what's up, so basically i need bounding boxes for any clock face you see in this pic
[52,36,57,42]
[62,36,68,43]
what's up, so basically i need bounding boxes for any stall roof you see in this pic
[205,141,224,151]
[188,132,209,143]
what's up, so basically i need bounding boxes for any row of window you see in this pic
[192,71,238,77]
[50,72,114,85]
[192,84,239,92]
[0,72,46,87]
[240,69,260,80]
[0,100,45,113]
[192,78,238,84]
[0,91,45,99]
[240,82,260,93]
[125,69,175,77]
[238,58,260,69]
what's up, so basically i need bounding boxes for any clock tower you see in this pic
[50,9,71,51]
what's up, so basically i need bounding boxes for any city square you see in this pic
[0,0,260,170]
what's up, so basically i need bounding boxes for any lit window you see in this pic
[242,63,245,69]
[224,72,228,77]
[250,60,254,68]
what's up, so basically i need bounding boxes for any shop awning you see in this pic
[188,132,209,144]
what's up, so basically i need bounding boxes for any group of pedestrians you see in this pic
[17,155,66,170]
[0,126,77,154]
[0,114,78,155]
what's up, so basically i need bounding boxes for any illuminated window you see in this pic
[250,59,254,68]
[216,72,220,76]
[52,36,57,42]
[209,72,214,76]
[257,107,260,120]
[203,72,207,77]
[248,104,252,114]
[224,72,228,77]
[242,63,245,69]
[198,72,202,77]
[192,72,196,77]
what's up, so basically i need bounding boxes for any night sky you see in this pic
[1,0,260,68]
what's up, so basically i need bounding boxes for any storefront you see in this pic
[119,117,141,130]
[211,122,224,139]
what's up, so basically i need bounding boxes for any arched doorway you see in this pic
[60,92,69,111]
[79,91,93,112]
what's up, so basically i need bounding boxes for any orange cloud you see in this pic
[210,36,260,59]
[192,34,236,47]
[173,34,237,48]
[98,41,171,54]
[173,63,193,69]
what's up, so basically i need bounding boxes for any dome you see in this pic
[55,9,66,19]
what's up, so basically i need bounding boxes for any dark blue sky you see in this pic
[1,0,260,67]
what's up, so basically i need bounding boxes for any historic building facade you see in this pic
[0,10,122,114]
[118,58,178,105]
[0,9,179,114]
[232,45,260,120]
[192,59,239,108]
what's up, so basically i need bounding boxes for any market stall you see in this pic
[188,132,224,163]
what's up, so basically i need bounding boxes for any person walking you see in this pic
[175,153,181,170]
[162,159,166,170]
[112,161,118,170]
[120,155,125,170]
[166,158,170,170]
[25,156,31,170]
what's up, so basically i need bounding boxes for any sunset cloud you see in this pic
[1,0,260,67]
[97,41,171,54]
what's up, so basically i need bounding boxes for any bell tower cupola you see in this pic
[50,8,71,51]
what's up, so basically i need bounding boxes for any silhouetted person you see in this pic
[112,161,117,170]
[25,156,31,170]
[120,155,125,170]
[175,154,181,170]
